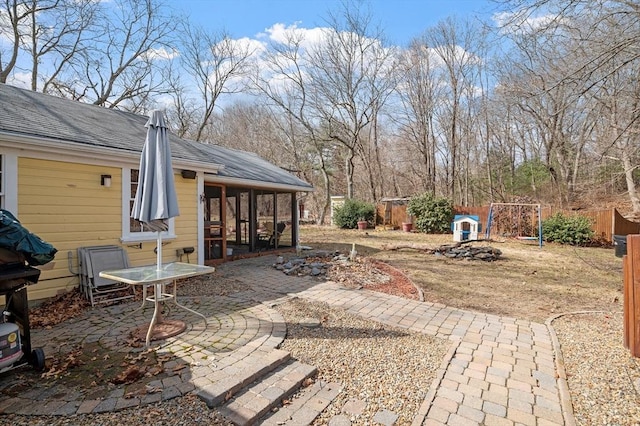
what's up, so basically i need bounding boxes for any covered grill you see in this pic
[0,252,43,371]
[0,210,57,372]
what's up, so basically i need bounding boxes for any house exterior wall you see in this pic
[16,157,198,300]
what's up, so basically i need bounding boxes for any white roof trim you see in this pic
[0,130,224,173]
[206,174,314,193]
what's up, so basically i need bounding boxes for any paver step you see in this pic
[261,380,342,426]
[219,360,319,426]
[196,348,291,408]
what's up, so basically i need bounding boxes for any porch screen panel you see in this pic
[276,192,293,247]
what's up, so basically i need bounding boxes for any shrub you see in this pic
[542,213,594,245]
[333,199,375,229]
[407,193,454,233]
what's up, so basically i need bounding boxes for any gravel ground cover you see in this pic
[274,298,450,425]
[553,312,640,425]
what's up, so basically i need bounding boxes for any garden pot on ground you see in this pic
[357,221,368,230]
[402,222,413,232]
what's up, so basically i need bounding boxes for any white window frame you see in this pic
[120,167,176,243]
[1,153,18,213]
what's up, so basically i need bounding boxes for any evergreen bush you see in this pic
[542,213,594,245]
[333,199,375,229]
[407,193,454,233]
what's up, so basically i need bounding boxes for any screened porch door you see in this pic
[203,184,225,263]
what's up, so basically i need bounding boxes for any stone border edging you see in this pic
[410,339,461,425]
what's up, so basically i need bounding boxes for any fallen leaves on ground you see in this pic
[111,365,145,385]
[41,345,84,379]
[30,289,89,329]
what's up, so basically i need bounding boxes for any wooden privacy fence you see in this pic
[624,235,640,357]
[375,202,640,243]
[541,207,640,242]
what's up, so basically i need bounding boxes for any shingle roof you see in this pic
[0,83,312,191]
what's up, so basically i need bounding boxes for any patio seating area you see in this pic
[0,255,572,426]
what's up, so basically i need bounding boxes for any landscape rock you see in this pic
[435,244,501,261]
[272,252,346,279]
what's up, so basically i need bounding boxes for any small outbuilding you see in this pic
[452,215,481,242]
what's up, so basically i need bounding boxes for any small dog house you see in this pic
[452,215,481,242]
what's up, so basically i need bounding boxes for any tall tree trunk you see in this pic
[346,152,355,199]
[622,148,640,216]
[317,167,332,225]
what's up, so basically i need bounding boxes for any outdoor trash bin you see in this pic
[614,235,627,258]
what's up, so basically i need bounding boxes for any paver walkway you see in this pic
[0,255,573,425]
[299,283,569,425]
[223,257,573,426]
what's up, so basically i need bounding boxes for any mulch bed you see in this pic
[367,260,420,300]
[325,256,420,300]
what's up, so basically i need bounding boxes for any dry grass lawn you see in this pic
[299,225,623,322]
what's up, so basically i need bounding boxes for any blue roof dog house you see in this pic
[452,215,481,242]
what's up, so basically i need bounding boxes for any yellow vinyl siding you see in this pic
[16,158,199,301]
[174,176,198,247]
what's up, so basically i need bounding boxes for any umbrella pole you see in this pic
[156,231,162,270]
[155,231,164,324]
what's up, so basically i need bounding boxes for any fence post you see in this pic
[624,235,640,357]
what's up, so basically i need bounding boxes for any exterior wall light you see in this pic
[101,174,112,187]
[181,170,196,179]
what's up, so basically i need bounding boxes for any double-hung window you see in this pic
[121,168,175,242]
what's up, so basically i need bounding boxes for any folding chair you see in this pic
[78,246,134,306]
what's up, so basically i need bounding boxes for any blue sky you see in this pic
[168,0,498,46]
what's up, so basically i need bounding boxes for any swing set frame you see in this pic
[484,202,543,248]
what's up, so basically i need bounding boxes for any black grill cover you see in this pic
[0,210,57,266]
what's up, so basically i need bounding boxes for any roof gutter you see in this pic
[0,130,224,173]
[207,174,314,193]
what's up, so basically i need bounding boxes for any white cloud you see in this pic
[6,72,31,89]
[143,47,180,60]
[493,10,560,34]
[234,36,267,57]
[259,22,328,51]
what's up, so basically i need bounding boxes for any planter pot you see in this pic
[402,222,413,232]
[357,221,368,230]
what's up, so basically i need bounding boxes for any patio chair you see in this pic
[257,222,273,247]
[269,222,286,247]
[78,246,134,306]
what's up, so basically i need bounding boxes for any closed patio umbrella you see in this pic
[131,110,179,270]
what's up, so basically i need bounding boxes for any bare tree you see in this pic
[591,60,640,215]
[307,2,397,200]
[252,25,336,224]
[70,0,176,110]
[24,0,97,92]
[422,17,487,203]
[393,41,442,195]
[0,0,61,84]
[496,0,640,208]
[177,24,254,141]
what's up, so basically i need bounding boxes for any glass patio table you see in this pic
[99,262,215,346]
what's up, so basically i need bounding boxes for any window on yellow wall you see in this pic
[130,169,142,232]
[124,168,175,242]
